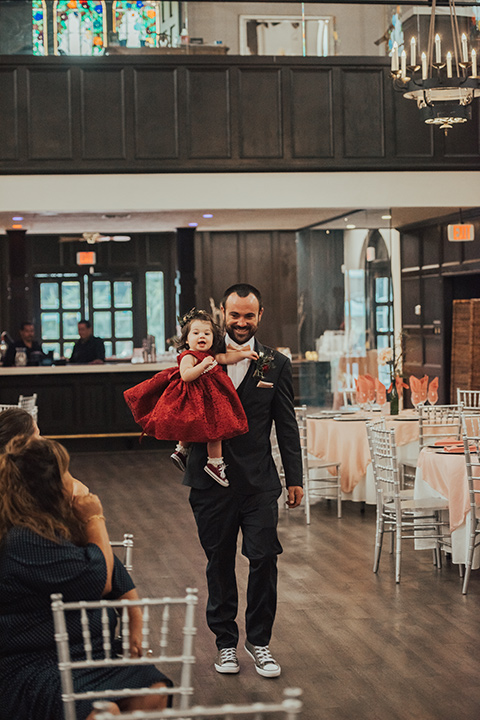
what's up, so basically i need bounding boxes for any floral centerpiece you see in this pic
[378,346,407,415]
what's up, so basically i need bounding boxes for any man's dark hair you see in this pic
[78,319,91,328]
[221,284,263,310]
[20,322,34,331]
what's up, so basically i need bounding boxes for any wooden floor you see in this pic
[70,448,480,720]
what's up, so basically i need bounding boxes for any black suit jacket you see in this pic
[183,340,302,494]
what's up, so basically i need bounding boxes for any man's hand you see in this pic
[286,485,304,508]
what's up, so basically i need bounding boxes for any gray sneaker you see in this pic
[214,647,240,674]
[244,640,281,677]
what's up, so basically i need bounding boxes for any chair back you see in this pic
[457,389,480,409]
[461,413,480,522]
[92,688,303,720]
[294,405,308,471]
[366,419,400,503]
[18,393,38,421]
[51,588,198,720]
[0,403,20,413]
[109,532,134,573]
[418,404,462,450]
[342,388,357,408]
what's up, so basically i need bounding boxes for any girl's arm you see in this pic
[216,348,258,365]
[179,353,216,382]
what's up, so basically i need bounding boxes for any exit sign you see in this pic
[76,251,96,265]
[447,224,475,242]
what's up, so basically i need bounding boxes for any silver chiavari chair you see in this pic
[296,405,342,522]
[110,532,135,573]
[51,588,198,720]
[367,420,450,583]
[18,393,38,421]
[400,403,462,490]
[457,389,480,409]
[92,688,303,720]
[460,413,480,594]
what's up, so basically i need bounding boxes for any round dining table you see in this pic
[306,409,420,504]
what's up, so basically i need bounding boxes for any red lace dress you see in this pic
[123,350,248,442]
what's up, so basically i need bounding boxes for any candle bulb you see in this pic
[446,51,452,78]
[472,49,477,78]
[401,50,407,79]
[435,34,441,64]
[391,41,399,72]
[422,51,428,80]
[461,33,468,63]
[410,36,416,67]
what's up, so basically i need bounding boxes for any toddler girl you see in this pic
[124,309,258,486]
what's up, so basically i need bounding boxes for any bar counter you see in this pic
[0,362,172,438]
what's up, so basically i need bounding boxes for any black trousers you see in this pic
[189,484,283,649]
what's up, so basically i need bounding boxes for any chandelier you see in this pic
[391,0,480,133]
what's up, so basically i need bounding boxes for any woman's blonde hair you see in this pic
[0,436,86,545]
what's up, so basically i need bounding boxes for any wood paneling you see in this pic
[289,68,333,158]
[401,214,480,405]
[238,68,282,158]
[393,90,433,158]
[194,230,298,353]
[342,69,384,158]
[133,68,178,159]
[80,68,126,160]
[187,67,230,158]
[0,56,479,172]
[0,68,18,160]
[27,68,72,159]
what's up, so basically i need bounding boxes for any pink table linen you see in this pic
[417,448,480,531]
[306,411,419,494]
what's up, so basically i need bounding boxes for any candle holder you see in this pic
[389,0,480,132]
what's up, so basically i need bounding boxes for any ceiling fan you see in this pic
[59,232,131,244]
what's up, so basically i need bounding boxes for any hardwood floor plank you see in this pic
[70,448,480,720]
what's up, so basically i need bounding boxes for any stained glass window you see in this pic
[32,0,48,56]
[54,1,107,56]
[113,1,159,48]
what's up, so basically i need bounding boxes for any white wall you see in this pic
[187,2,388,56]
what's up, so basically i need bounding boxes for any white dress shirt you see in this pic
[225,334,255,389]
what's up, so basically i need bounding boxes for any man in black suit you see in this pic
[183,283,303,678]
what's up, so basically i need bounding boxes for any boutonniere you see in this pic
[253,351,275,380]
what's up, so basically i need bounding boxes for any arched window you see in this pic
[53,1,107,56]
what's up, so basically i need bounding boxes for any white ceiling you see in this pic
[0,172,477,235]
[0,206,471,235]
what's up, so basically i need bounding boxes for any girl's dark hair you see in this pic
[0,436,86,545]
[0,408,36,452]
[176,309,223,354]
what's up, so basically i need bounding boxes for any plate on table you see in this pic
[307,413,336,419]
[333,416,368,422]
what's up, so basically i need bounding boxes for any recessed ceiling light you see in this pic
[344,217,349,222]
[381,214,392,220]
[346,224,356,229]
[203,213,213,219]
[188,222,198,228]
[12,216,23,221]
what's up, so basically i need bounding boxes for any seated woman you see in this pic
[0,407,89,497]
[0,436,171,720]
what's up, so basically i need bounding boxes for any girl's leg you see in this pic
[207,439,222,459]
